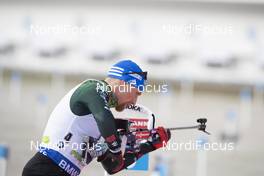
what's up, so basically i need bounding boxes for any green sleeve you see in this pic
[70,81,121,150]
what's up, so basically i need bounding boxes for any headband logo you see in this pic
[129,73,142,81]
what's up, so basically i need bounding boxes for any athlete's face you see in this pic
[115,84,142,112]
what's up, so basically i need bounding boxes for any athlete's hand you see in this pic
[104,134,122,154]
[97,149,124,175]
[97,134,125,175]
[86,137,108,159]
[149,126,171,149]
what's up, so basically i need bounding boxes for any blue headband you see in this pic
[107,60,146,91]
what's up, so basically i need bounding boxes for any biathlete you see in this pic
[22,59,171,176]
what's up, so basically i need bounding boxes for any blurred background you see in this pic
[0,0,264,176]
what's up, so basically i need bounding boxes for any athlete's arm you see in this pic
[70,81,121,151]
[98,127,171,175]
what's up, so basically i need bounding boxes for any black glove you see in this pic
[104,134,122,154]
[97,149,124,175]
